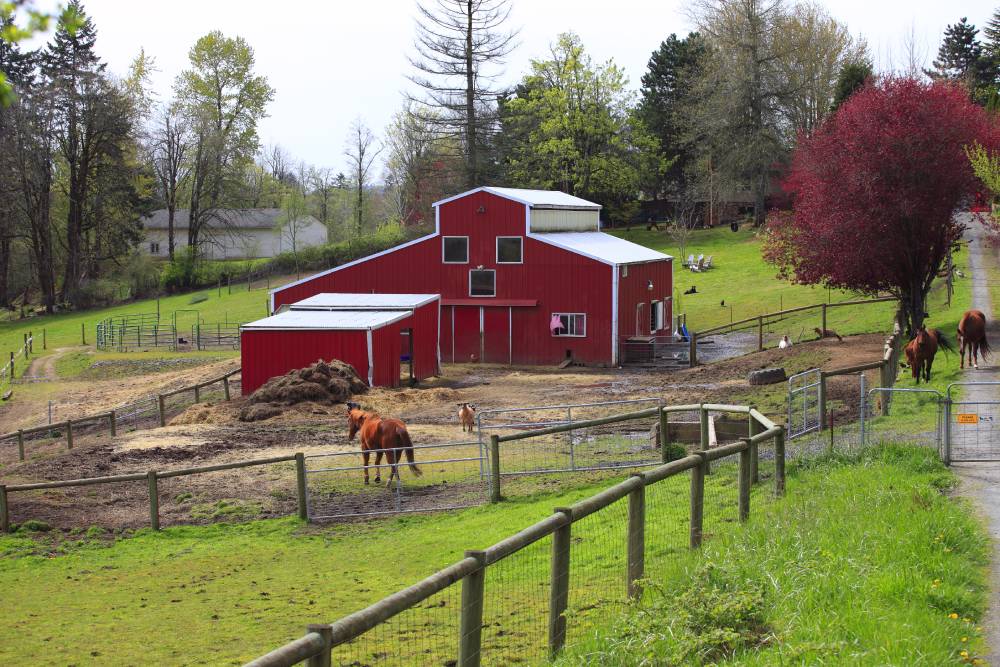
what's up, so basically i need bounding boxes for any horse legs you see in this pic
[385,449,399,488]
[973,341,980,369]
[924,358,933,383]
[960,338,967,369]
[362,449,370,485]
[374,450,384,483]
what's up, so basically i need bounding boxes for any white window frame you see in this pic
[442,236,469,264]
[651,300,664,332]
[552,312,587,337]
[150,241,160,254]
[495,236,523,264]
[469,269,496,297]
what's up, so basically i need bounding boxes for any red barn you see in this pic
[241,294,440,394]
[270,187,672,366]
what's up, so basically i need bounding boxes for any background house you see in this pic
[141,208,328,259]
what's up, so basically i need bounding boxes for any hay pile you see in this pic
[239,359,367,422]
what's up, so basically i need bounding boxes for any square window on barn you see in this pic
[443,236,469,263]
[469,269,495,297]
[552,313,586,337]
[496,236,523,264]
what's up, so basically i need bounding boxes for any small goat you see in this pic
[458,403,476,432]
[814,327,843,342]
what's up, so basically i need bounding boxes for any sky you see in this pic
[23,0,1000,174]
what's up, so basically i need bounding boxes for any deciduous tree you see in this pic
[764,78,997,335]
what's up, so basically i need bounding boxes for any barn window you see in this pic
[496,236,523,264]
[443,236,469,263]
[552,313,586,337]
[150,241,160,254]
[469,269,495,297]
[650,301,664,332]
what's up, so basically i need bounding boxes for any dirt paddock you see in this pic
[0,334,887,530]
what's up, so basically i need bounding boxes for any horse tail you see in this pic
[981,335,992,360]
[935,329,955,354]
[398,427,422,477]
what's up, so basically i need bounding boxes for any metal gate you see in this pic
[786,369,821,439]
[303,441,488,520]
[862,387,944,454]
[945,382,1000,463]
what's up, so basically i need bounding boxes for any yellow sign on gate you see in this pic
[957,413,979,425]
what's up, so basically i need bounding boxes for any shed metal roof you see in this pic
[290,293,439,310]
[242,309,410,331]
[531,232,672,265]
[433,187,601,210]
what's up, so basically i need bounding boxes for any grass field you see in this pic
[612,226,898,334]
[556,446,990,666]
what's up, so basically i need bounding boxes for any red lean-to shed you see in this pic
[269,187,672,366]
[240,294,440,394]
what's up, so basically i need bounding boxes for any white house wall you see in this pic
[528,209,600,232]
[142,220,328,259]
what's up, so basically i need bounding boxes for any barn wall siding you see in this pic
[240,329,370,395]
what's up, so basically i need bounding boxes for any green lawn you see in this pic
[555,446,990,666]
[612,226,896,334]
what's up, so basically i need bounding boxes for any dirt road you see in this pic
[950,215,1000,663]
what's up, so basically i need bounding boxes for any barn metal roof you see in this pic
[291,293,439,310]
[433,187,601,210]
[531,232,672,265]
[242,309,410,331]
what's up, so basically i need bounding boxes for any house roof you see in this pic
[242,309,410,331]
[290,293,439,310]
[142,208,320,230]
[433,187,601,210]
[532,232,672,265]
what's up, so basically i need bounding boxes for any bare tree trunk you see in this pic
[0,236,9,308]
[465,0,477,188]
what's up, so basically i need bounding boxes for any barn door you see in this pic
[453,306,481,363]
[482,307,510,364]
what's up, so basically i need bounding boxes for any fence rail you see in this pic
[1,333,34,387]
[245,403,786,666]
[687,295,896,366]
[0,367,241,461]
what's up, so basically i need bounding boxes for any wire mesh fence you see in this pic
[305,442,488,520]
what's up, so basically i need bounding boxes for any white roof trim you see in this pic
[242,309,412,331]
[529,232,672,266]
[291,293,439,310]
[432,186,601,210]
[269,232,438,304]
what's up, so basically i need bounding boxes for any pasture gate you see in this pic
[944,382,1000,463]
[786,369,821,439]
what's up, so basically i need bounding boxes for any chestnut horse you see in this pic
[904,326,954,384]
[958,309,991,369]
[347,403,422,486]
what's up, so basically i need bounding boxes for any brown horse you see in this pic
[958,309,991,369]
[904,326,954,384]
[347,402,422,486]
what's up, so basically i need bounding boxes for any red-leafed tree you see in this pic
[764,77,998,335]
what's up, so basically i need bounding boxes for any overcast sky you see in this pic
[25,0,1000,175]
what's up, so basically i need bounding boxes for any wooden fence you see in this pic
[1,332,34,387]
[0,367,242,461]
[687,296,896,366]
[816,327,903,425]
[0,452,308,533]
[245,403,786,667]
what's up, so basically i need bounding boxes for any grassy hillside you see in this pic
[612,226,900,334]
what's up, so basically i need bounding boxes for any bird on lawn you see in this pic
[684,286,697,295]
[720,299,725,307]
[779,335,792,350]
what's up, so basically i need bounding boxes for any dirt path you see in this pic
[950,215,1000,663]
[23,346,85,380]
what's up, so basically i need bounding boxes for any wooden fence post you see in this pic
[65,420,73,450]
[821,303,828,336]
[81,322,86,345]
[0,485,8,533]
[147,470,160,530]
[295,452,308,521]
[774,427,786,497]
[738,440,751,522]
[489,435,501,503]
[306,624,333,667]
[109,411,117,438]
[757,315,763,351]
[17,430,24,462]
[699,404,710,474]
[458,550,487,667]
[223,376,231,401]
[194,383,201,403]
[748,410,759,484]
[627,475,646,600]
[42,328,46,350]
[158,395,166,427]
[689,332,698,367]
[549,508,572,658]
[690,453,706,548]
[658,407,669,463]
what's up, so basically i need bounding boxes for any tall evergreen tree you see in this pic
[926,17,994,99]
[830,60,873,112]
[637,32,708,199]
